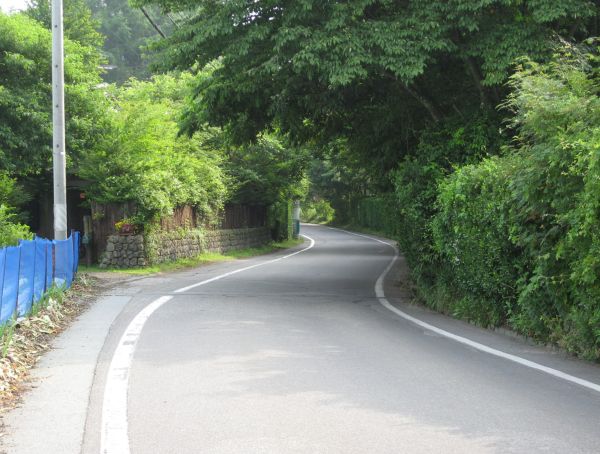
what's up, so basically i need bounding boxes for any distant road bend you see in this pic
[10,225,600,454]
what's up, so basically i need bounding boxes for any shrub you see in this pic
[430,44,600,359]
[432,156,522,326]
[391,113,503,290]
[503,44,600,358]
[302,199,335,224]
[268,199,293,241]
[352,196,398,236]
[0,172,32,246]
[0,205,32,247]
[81,74,227,224]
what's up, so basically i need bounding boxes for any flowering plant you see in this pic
[114,217,140,235]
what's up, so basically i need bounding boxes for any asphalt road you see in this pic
[6,225,600,453]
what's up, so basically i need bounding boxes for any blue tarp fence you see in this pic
[0,231,80,324]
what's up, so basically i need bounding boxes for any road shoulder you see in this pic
[380,239,600,392]
[326,226,600,391]
[1,289,133,453]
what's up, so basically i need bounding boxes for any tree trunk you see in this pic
[402,84,442,123]
[464,56,490,108]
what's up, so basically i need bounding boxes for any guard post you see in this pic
[292,200,301,239]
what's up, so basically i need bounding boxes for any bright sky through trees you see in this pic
[0,0,27,13]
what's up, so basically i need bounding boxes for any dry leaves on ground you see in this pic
[0,275,101,413]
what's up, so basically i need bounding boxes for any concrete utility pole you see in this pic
[52,0,67,240]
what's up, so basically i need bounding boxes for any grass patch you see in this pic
[80,253,229,275]
[224,238,304,258]
[80,238,305,276]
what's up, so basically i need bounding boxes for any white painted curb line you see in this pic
[100,235,315,454]
[101,295,173,454]
[332,227,600,395]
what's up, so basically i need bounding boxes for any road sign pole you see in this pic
[52,0,67,240]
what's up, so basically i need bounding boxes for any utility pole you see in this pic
[52,0,67,240]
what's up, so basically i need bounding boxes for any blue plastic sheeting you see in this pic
[45,240,53,291]
[53,238,74,288]
[33,239,49,303]
[66,238,74,287]
[0,249,5,318]
[0,232,79,326]
[17,240,36,316]
[72,231,80,274]
[1,247,20,323]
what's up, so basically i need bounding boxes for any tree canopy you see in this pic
[86,0,173,84]
[80,73,228,222]
[135,0,597,159]
[0,12,109,179]
[26,0,104,48]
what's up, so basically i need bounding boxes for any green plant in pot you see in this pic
[114,217,141,235]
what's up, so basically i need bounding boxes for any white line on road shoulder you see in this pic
[100,295,173,454]
[174,235,315,293]
[331,226,600,394]
[100,234,315,454]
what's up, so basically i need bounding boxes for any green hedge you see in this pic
[432,156,523,327]
[268,199,293,241]
[432,48,600,359]
[354,47,600,361]
[432,149,600,359]
[352,196,399,237]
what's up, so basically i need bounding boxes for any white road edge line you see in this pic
[330,226,600,394]
[100,234,315,454]
[174,234,315,293]
[100,295,173,454]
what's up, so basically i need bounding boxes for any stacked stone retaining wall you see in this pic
[100,227,271,269]
[101,234,147,268]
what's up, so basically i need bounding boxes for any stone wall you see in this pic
[100,234,147,268]
[100,227,271,268]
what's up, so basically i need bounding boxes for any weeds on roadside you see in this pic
[80,238,305,275]
[0,275,96,411]
[1,324,15,358]
[0,284,67,358]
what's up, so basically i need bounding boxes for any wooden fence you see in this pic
[90,203,268,260]
[221,204,267,229]
[90,201,137,263]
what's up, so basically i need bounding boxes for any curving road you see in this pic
[5,225,600,453]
